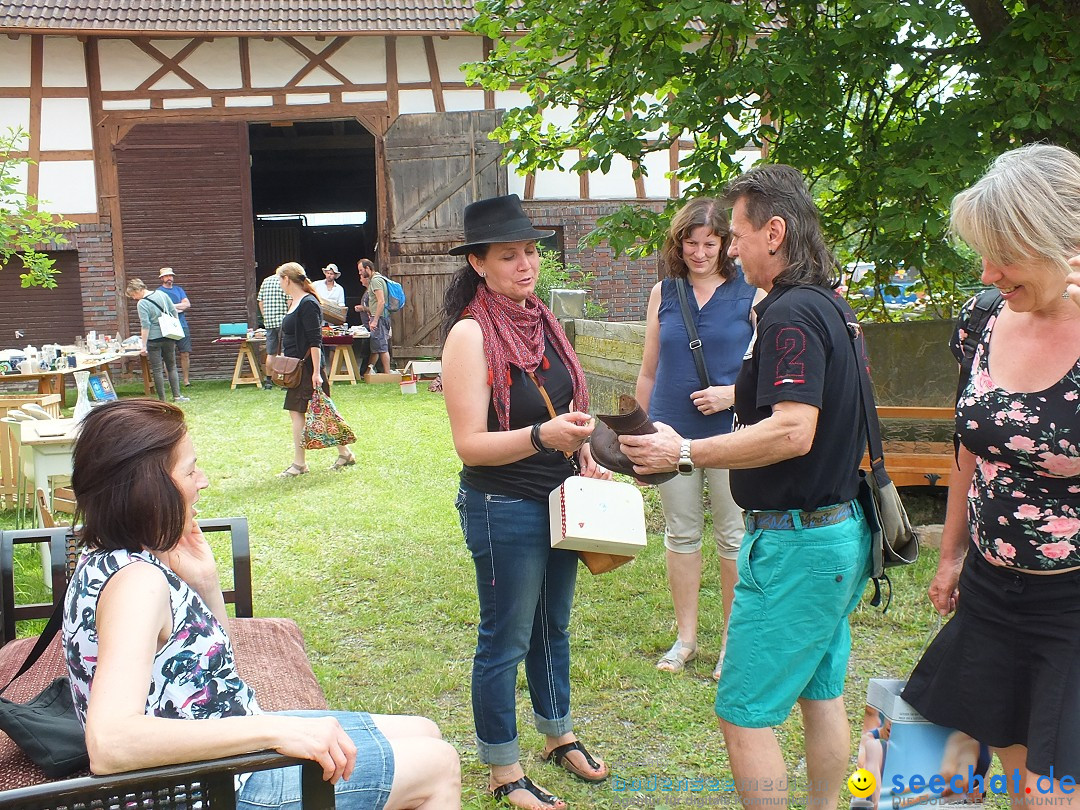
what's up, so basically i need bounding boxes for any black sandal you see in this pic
[541,740,609,782]
[490,775,564,808]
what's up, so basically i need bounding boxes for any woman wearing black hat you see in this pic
[441,195,610,808]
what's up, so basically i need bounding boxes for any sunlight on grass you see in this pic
[2,379,947,807]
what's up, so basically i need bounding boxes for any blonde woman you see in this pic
[276,262,355,477]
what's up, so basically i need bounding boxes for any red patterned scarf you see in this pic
[465,282,589,431]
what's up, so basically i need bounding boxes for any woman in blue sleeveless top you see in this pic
[635,198,760,678]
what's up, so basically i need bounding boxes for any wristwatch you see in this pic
[677,439,694,475]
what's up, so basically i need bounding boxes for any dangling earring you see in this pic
[768,248,776,256]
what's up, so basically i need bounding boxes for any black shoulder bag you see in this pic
[673,278,711,389]
[0,600,90,777]
[806,287,920,610]
[953,288,1003,461]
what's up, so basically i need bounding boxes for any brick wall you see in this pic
[73,221,120,337]
[522,200,664,322]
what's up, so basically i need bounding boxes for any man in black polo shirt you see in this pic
[623,164,871,810]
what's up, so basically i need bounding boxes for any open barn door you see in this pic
[384,110,506,360]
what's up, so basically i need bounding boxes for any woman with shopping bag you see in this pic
[275,262,356,477]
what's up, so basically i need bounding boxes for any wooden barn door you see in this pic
[114,121,255,379]
[384,111,506,360]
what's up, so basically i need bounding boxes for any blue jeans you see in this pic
[237,710,394,810]
[456,482,578,765]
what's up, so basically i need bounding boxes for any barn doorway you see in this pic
[249,119,377,323]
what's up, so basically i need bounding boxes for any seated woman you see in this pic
[62,398,460,810]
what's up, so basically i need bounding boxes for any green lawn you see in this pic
[2,379,962,808]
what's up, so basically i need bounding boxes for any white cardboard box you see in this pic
[549,476,647,556]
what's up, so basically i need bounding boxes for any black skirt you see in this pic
[903,550,1080,776]
[282,355,329,413]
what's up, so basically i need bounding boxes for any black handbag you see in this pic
[0,600,90,778]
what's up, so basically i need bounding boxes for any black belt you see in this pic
[744,501,855,532]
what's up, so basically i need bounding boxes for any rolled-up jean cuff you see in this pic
[476,734,520,766]
[534,710,573,737]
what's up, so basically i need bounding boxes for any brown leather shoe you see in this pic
[590,395,676,485]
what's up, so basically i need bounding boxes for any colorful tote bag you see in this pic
[302,389,356,449]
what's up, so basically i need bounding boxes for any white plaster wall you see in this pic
[149,39,190,59]
[589,154,638,199]
[0,37,31,86]
[0,98,31,133]
[163,97,212,109]
[641,151,671,199]
[42,37,86,87]
[330,36,386,85]
[225,95,275,107]
[150,73,193,91]
[286,93,331,106]
[443,89,485,112]
[249,39,309,88]
[37,160,96,214]
[506,167,526,198]
[99,40,164,91]
[298,67,340,88]
[398,89,435,114]
[181,38,243,90]
[39,98,92,150]
[342,90,387,104]
[494,90,531,110]
[102,99,151,110]
[432,37,483,83]
[395,37,429,84]
[532,151,583,200]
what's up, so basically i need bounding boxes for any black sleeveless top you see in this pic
[460,340,578,501]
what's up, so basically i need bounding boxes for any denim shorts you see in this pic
[236,710,394,810]
[715,505,870,728]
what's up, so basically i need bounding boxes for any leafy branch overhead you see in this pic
[0,127,77,288]
[466,0,1079,319]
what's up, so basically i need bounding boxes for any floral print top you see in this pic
[62,548,260,725]
[953,296,1080,570]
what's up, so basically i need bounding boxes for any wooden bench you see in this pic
[0,518,334,810]
[862,406,955,488]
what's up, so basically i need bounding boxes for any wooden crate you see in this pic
[0,394,62,508]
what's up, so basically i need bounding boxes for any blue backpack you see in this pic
[379,275,405,313]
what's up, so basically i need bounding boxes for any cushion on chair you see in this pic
[0,618,327,790]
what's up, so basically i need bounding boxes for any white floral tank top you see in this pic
[62,548,260,724]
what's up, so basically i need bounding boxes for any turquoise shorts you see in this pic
[715,504,870,728]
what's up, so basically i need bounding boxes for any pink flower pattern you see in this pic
[952,298,1080,570]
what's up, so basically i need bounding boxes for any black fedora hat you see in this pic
[449,194,554,256]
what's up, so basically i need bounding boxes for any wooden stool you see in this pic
[328,345,359,385]
[231,341,262,389]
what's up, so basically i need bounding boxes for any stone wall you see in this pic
[573,317,959,413]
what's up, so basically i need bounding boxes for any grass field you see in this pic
[1,378,978,809]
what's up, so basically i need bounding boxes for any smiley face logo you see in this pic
[848,768,876,798]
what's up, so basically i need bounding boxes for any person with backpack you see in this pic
[355,258,392,374]
[902,144,1080,806]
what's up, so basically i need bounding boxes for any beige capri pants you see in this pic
[657,467,744,559]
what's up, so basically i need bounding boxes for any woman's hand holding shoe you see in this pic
[577,442,611,480]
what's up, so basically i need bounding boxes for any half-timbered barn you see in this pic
[0,1,698,375]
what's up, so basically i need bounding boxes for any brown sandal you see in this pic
[277,463,308,478]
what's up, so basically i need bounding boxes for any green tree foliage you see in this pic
[466,0,1079,320]
[0,127,76,288]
